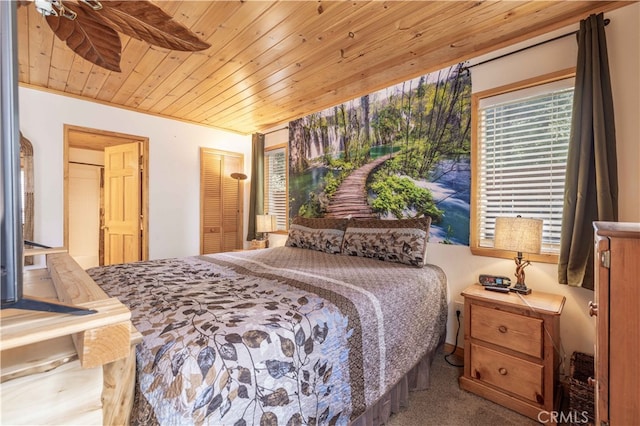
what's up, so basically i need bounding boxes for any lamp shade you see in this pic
[230,172,247,180]
[256,214,277,233]
[494,216,543,254]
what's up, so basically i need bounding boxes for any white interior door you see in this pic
[68,163,101,269]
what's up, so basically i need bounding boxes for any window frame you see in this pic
[264,143,289,234]
[470,68,575,264]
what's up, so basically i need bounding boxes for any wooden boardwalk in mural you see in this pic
[325,153,393,219]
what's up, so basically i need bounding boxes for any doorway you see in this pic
[64,124,149,268]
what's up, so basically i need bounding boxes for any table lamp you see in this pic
[493,215,543,295]
[255,214,277,248]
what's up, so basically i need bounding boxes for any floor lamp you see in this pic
[230,172,247,249]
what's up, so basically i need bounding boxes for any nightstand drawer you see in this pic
[470,343,544,405]
[470,304,543,358]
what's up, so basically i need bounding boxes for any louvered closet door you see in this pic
[200,148,244,254]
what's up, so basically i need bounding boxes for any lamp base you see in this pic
[250,239,268,249]
[509,285,532,295]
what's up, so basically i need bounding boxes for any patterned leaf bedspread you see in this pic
[88,247,448,425]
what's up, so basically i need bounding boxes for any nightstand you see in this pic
[458,284,565,421]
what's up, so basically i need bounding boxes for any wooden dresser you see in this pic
[0,251,141,425]
[592,222,640,425]
[459,284,565,421]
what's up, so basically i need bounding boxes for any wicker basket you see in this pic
[569,352,595,425]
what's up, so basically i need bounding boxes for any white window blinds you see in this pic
[265,147,288,231]
[477,78,574,253]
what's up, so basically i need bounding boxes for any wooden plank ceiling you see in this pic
[17,1,627,135]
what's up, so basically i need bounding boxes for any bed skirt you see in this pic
[350,341,443,426]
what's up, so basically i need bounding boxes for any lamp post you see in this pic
[230,172,247,249]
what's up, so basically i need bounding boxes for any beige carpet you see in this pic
[386,349,541,426]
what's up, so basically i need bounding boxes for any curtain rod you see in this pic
[262,126,288,136]
[467,18,610,69]
[69,160,103,168]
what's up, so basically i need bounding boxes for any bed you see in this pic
[88,217,448,425]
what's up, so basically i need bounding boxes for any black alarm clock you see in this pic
[479,274,512,287]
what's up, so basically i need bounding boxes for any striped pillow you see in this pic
[341,217,431,267]
[285,217,349,254]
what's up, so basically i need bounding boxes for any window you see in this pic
[471,72,575,262]
[264,144,288,231]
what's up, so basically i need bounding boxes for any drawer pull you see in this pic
[588,377,596,387]
[498,325,508,333]
[498,367,507,375]
[589,301,598,317]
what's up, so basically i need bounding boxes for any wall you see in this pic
[265,3,640,377]
[18,88,252,266]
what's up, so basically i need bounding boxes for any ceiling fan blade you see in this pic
[90,1,210,52]
[46,3,122,72]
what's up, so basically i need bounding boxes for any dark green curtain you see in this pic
[246,133,265,241]
[558,13,618,290]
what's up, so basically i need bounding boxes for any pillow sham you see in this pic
[289,216,350,231]
[341,217,431,267]
[285,217,349,254]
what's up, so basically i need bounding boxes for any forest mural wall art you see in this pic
[288,63,471,245]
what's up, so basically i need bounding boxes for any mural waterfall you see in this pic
[288,63,471,245]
